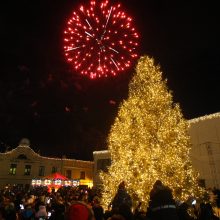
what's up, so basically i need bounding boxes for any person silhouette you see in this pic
[146,180,179,220]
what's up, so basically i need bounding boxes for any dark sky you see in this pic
[0,0,219,160]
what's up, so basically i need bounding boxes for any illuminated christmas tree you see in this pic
[100,56,204,209]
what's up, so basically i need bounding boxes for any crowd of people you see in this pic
[0,181,219,220]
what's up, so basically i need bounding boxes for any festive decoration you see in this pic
[64,0,139,79]
[31,173,80,192]
[189,112,220,124]
[44,180,52,185]
[100,56,205,210]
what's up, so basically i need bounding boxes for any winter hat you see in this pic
[154,180,162,187]
[67,202,94,220]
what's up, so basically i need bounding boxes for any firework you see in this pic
[64,0,139,79]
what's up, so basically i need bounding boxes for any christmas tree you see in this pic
[100,56,204,209]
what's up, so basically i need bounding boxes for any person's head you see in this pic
[153,180,162,187]
[151,180,164,193]
[118,181,125,190]
[92,196,101,205]
[202,203,214,215]
[66,202,95,220]
[179,202,189,211]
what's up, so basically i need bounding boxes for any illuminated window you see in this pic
[80,171,85,179]
[66,170,72,179]
[9,164,17,175]
[52,166,57,173]
[38,166,45,176]
[24,165,31,175]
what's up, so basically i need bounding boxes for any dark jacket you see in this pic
[146,182,179,220]
[111,187,133,220]
[112,188,132,211]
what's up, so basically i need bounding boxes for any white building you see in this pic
[0,138,94,189]
[93,112,220,189]
[189,113,220,189]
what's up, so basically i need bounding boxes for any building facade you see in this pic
[0,139,94,189]
[93,112,220,189]
[93,150,111,187]
[189,113,220,189]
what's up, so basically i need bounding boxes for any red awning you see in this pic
[43,172,68,180]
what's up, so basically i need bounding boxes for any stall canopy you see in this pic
[31,172,76,192]
[43,172,68,180]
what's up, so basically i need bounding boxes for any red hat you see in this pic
[67,202,92,220]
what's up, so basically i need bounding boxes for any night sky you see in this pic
[0,0,219,160]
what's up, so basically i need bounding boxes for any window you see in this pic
[66,170,72,179]
[9,164,17,175]
[80,171,85,179]
[52,166,57,173]
[24,165,31,175]
[38,166,45,176]
[97,159,111,172]
[198,179,206,188]
[206,145,213,155]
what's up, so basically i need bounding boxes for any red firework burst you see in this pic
[64,0,139,79]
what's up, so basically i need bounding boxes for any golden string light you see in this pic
[100,56,205,210]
